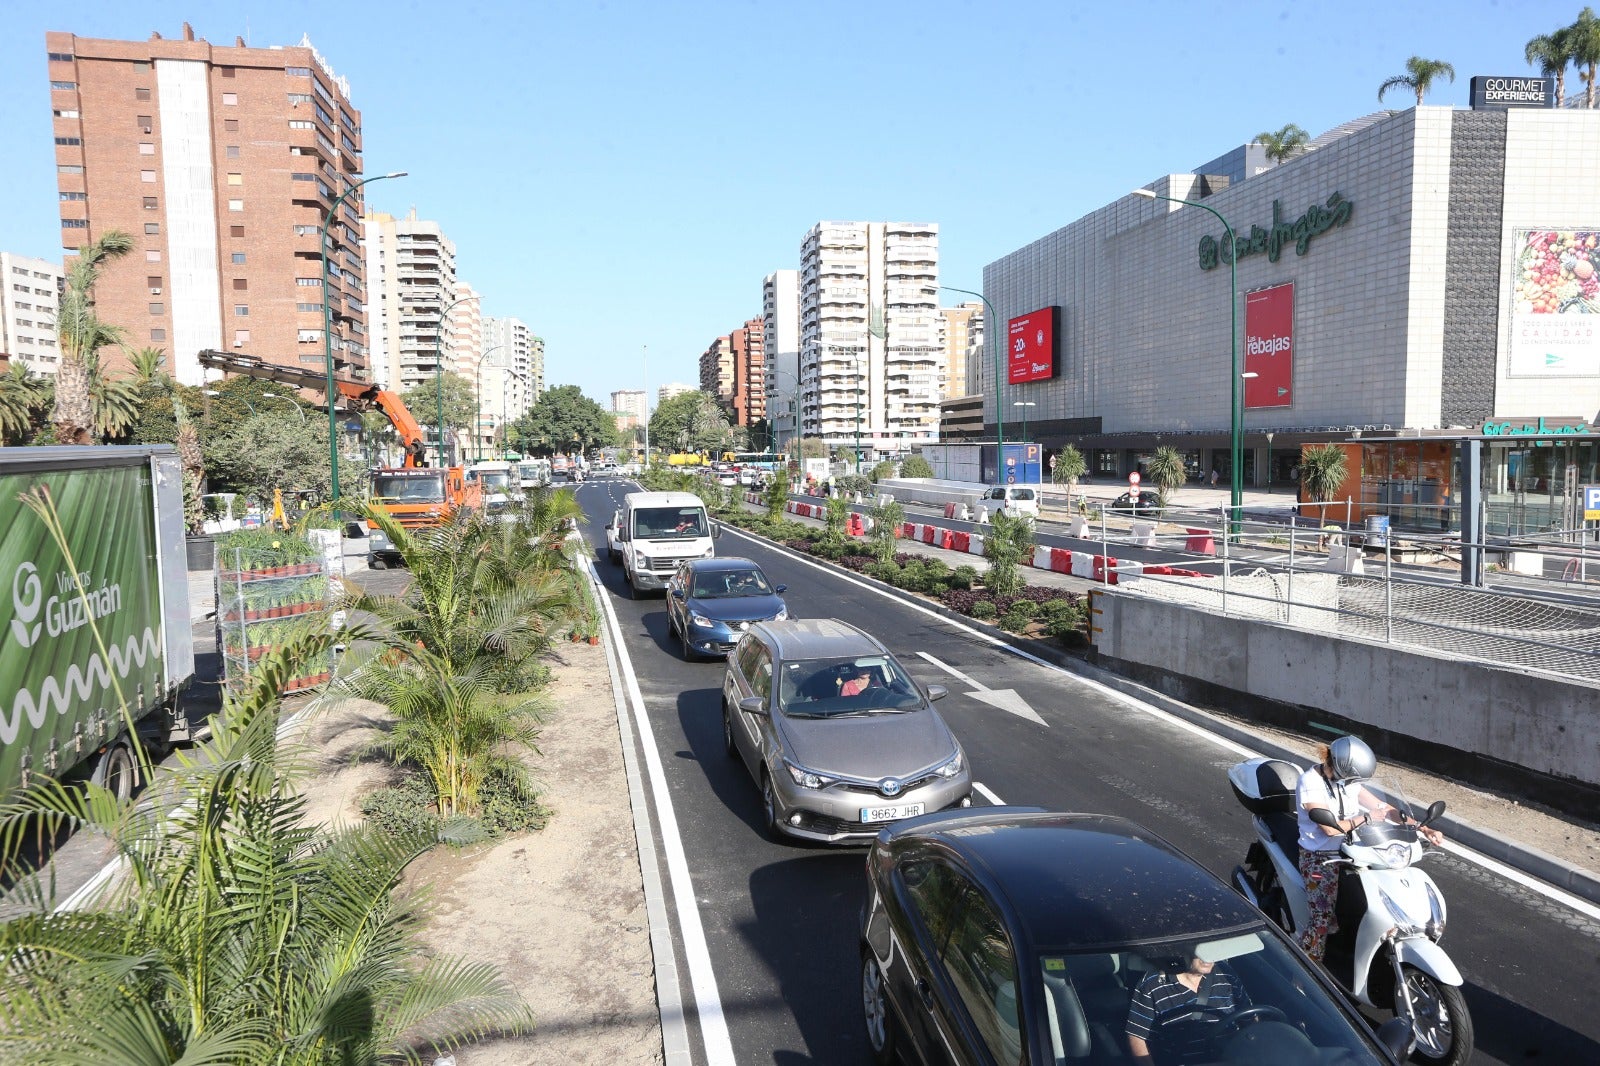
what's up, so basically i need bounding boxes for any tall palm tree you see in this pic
[1573,7,1600,108]
[0,362,47,444]
[1526,26,1575,107]
[1378,56,1457,106]
[128,345,167,383]
[86,352,140,441]
[53,229,133,444]
[1256,123,1310,164]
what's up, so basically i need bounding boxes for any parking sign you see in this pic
[1584,485,1600,521]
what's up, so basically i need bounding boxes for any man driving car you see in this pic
[1126,945,1251,1065]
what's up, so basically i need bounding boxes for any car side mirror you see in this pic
[671,588,685,600]
[604,523,613,531]
[738,695,768,716]
[1376,1017,1414,1060]
[1308,807,1342,830]
[926,684,949,702]
[774,584,787,594]
[1421,800,1446,826]
[620,528,631,542]
[711,522,722,540]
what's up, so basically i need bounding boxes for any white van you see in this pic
[610,491,718,597]
[979,484,1040,519]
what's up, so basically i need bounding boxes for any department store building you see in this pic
[976,101,1600,534]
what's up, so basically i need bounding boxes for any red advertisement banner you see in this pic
[1244,283,1294,408]
[1007,306,1058,384]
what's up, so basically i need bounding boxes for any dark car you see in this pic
[860,808,1412,1066]
[1109,488,1164,516]
[666,557,789,660]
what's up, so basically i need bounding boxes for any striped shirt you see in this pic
[1125,969,1250,1063]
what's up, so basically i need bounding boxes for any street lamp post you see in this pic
[1013,401,1036,445]
[1265,430,1276,494]
[322,170,405,503]
[262,392,307,424]
[642,344,650,470]
[472,343,507,463]
[204,389,255,417]
[433,293,481,468]
[933,284,1005,474]
[1132,187,1241,528]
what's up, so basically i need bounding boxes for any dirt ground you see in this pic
[295,639,664,1065]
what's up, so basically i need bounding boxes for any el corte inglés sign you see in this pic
[1199,193,1354,271]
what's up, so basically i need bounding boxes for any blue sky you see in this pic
[0,0,1571,406]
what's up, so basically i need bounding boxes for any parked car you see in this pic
[721,619,970,844]
[667,557,789,659]
[717,469,740,487]
[1108,488,1164,516]
[859,807,1413,1066]
[979,485,1040,519]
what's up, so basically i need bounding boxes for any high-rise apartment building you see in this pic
[0,253,64,375]
[730,318,765,427]
[763,270,800,451]
[699,334,734,406]
[658,382,693,404]
[611,389,647,422]
[362,210,458,394]
[46,25,371,386]
[480,315,540,456]
[938,302,983,400]
[799,221,941,460]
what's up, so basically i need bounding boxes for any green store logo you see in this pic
[1480,417,1593,437]
[1198,193,1354,271]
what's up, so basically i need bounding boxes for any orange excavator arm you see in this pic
[334,381,428,467]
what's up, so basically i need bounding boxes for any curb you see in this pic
[720,514,1600,909]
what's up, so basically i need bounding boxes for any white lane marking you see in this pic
[722,524,1600,919]
[973,781,1006,806]
[917,650,989,690]
[593,559,737,1065]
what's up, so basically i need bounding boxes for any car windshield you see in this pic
[634,506,709,538]
[777,655,923,716]
[1034,928,1381,1066]
[372,475,445,502]
[693,568,773,598]
[477,472,511,491]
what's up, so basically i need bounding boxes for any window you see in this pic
[54,136,81,146]
[228,199,244,212]
[227,172,242,185]
[147,276,162,288]
[146,250,161,262]
[145,222,160,235]
[234,304,248,317]
[291,172,315,181]
[57,164,82,174]
[48,52,73,62]
[224,118,239,132]
[298,329,322,343]
[141,170,156,183]
[285,66,311,77]
[296,302,322,313]
[232,278,247,290]
[222,93,238,106]
[234,329,250,345]
[943,880,1021,1064]
[295,277,322,287]
[139,142,155,155]
[132,61,149,73]
[288,120,314,129]
[61,218,88,228]
[230,225,244,238]
[287,92,312,105]
[59,191,86,201]
[220,66,235,78]
[50,81,76,90]
[226,145,240,158]
[143,196,157,209]
[150,328,165,342]
[136,115,152,130]
[148,303,163,315]
[53,108,79,118]
[135,87,151,101]
[231,252,246,264]
[293,224,318,236]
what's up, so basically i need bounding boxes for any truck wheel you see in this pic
[91,741,138,804]
[369,557,388,570]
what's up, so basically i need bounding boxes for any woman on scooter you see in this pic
[1296,736,1443,961]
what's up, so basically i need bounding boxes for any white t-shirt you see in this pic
[1296,767,1359,852]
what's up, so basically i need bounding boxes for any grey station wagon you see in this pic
[721,618,972,844]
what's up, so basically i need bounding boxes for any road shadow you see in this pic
[1460,979,1600,1062]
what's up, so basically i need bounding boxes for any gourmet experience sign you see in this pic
[1198,193,1354,271]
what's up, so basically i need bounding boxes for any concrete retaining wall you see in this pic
[1092,589,1600,811]
[876,478,983,510]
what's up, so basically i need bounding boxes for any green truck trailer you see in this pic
[1,445,196,800]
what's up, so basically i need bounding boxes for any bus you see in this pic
[722,451,785,472]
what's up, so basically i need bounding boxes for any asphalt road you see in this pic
[577,479,1600,1066]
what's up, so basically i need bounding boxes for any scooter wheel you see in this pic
[1402,965,1473,1065]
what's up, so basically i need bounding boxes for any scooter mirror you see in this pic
[1376,1016,1415,1059]
[1308,807,1343,830]
[1422,799,1446,826]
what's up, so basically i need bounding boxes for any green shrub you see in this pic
[1005,601,1040,622]
[477,761,551,837]
[948,565,979,591]
[870,460,896,483]
[835,474,872,497]
[1000,611,1034,633]
[360,771,442,839]
[1037,598,1078,624]
[864,560,902,585]
[900,454,934,479]
[971,600,998,620]
[867,498,905,563]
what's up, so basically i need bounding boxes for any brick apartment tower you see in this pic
[46,24,371,386]
[729,317,765,427]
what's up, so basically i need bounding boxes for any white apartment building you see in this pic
[361,210,457,393]
[481,316,542,454]
[0,253,63,375]
[939,302,983,401]
[763,269,800,451]
[611,388,648,421]
[658,382,694,404]
[799,221,942,460]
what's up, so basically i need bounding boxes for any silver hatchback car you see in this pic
[721,618,972,844]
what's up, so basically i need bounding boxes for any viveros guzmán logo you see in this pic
[10,562,43,648]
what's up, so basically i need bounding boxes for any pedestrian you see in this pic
[1209,468,1219,487]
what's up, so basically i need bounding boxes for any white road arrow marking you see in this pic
[916,651,1046,727]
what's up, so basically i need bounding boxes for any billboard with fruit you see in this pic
[1508,229,1600,376]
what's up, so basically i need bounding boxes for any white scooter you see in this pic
[1228,758,1473,1065]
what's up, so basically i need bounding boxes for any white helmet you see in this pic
[1329,736,1377,784]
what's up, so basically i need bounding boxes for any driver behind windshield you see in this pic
[1126,944,1251,1066]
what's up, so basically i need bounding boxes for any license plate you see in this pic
[860,802,925,823]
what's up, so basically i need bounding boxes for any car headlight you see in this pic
[689,612,715,628]
[933,749,965,778]
[773,606,788,621]
[701,546,716,558]
[783,759,835,790]
[633,551,649,569]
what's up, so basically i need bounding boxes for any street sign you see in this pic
[1129,472,1141,488]
[1584,485,1600,521]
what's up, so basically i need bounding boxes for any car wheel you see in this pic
[723,701,737,758]
[626,573,637,600]
[861,951,900,1066]
[369,557,387,570]
[1403,965,1474,1065]
[760,769,783,839]
[681,626,697,661]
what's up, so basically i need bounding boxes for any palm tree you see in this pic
[86,352,140,441]
[1573,7,1600,108]
[1050,444,1087,489]
[1256,123,1310,164]
[0,632,535,1065]
[53,229,133,444]
[128,345,167,383]
[1378,56,1457,106]
[1145,446,1188,505]
[0,362,47,444]
[1526,26,1575,107]
[1299,445,1350,503]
